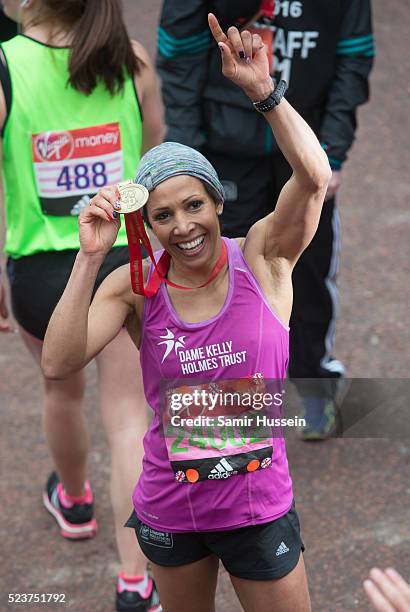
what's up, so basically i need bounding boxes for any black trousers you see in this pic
[205,148,345,397]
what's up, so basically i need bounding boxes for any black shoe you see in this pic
[42,471,98,539]
[298,396,341,440]
[298,376,349,441]
[116,574,162,612]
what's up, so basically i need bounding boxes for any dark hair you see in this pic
[35,0,142,95]
[143,180,223,231]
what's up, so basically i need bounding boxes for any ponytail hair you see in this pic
[37,0,141,95]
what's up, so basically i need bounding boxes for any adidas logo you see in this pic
[275,541,289,556]
[208,458,236,479]
[70,195,90,216]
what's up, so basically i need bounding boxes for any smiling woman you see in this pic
[137,143,224,280]
[41,12,330,612]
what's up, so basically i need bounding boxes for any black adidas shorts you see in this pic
[126,501,304,580]
[7,247,129,340]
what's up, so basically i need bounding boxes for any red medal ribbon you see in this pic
[124,212,227,297]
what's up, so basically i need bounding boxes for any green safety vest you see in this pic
[1,35,142,258]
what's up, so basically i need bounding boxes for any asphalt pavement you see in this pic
[1,1,409,610]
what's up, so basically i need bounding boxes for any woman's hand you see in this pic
[364,568,410,612]
[325,169,342,201]
[208,12,273,102]
[78,187,121,257]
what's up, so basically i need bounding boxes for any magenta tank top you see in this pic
[133,238,293,532]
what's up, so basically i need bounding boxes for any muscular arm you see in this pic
[247,96,331,267]
[41,185,145,379]
[208,14,331,324]
[242,95,330,324]
[208,14,330,268]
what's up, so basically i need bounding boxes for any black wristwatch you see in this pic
[252,79,288,113]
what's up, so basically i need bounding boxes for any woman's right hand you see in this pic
[208,13,273,102]
[78,187,121,257]
[364,568,410,612]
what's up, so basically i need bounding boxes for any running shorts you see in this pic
[126,501,304,580]
[6,247,129,340]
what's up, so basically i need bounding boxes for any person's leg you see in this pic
[151,555,220,612]
[230,553,311,612]
[19,326,89,496]
[96,328,148,576]
[8,251,90,496]
[289,198,345,438]
[289,197,343,383]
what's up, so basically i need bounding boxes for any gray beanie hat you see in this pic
[134,142,225,203]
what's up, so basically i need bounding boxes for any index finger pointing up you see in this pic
[208,13,228,44]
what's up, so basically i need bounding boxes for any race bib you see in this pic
[32,122,123,216]
[163,377,279,484]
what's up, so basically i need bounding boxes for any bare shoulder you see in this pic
[131,39,152,66]
[130,39,156,103]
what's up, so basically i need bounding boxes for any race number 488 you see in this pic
[57,162,107,191]
[32,123,124,214]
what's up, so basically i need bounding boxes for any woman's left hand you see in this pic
[208,13,273,102]
[364,567,410,611]
[325,170,342,201]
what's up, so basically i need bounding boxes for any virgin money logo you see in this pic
[35,131,74,161]
[158,328,186,363]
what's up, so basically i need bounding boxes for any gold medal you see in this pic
[117,180,149,214]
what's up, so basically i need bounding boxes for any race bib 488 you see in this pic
[32,122,123,216]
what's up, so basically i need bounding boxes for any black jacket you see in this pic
[157,0,374,168]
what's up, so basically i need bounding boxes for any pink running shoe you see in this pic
[42,471,98,539]
[116,572,162,612]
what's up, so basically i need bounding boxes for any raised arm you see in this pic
[41,188,140,379]
[250,96,331,266]
[208,14,331,267]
